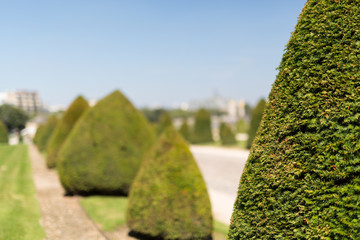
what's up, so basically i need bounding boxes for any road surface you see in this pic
[190,146,249,225]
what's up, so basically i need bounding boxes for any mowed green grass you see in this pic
[0,144,45,240]
[80,196,229,239]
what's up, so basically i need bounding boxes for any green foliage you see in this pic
[0,121,8,144]
[33,115,59,152]
[46,96,89,168]
[236,118,248,133]
[0,104,29,131]
[191,108,213,144]
[58,90,155,195]
[179,118,191,142]
[0,145,45,240]
[127,127,212,240]
[228,1,360,239]
[219,123,236,145]
[156,111,173,136]
[246,99,266,149]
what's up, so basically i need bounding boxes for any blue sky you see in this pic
[0,0,307,108]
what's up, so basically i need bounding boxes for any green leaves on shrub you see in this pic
[58,90,155,196]
[0,121,8,144]
[127,126,212,240]
[191,108,213,144]
[246,98,265,149]
[46,96,89,168]
[228,1,360,239]
[219,122,236,145]
[33,115,59,152]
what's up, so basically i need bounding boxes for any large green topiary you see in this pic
[191,108,213,144]
[0,121,8,144]
[228,1,360,239]
[127,126,212,240]
[219,122,236,146]
[33,115,59,152]
[46,96,89,168]
[246,98,265,149]
[58,90,156,195]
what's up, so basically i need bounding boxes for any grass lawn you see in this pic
[0,144,45,240]
[80,196,229,240]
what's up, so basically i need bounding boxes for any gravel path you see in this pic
[29,144,109,240]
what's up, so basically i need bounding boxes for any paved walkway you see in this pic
[190,146,250,224]
[29,144,109,240]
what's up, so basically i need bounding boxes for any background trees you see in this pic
[0,104,29,131]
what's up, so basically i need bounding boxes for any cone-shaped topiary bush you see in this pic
[228,1,360,239]
[0,120,8,144]
[46,96,89,168]
[191,108,213,144]
[179,118,190,142]
[33,115,59,152]
[156,111,173,136]
[127,126,212,240]
[219,122,236,145]
[58,90,156,196]
[246,98,265,149]
[236,118,248,134]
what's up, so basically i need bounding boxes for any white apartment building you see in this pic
[0,90,42,114]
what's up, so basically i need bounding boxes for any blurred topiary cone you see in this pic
[219,122,236,145]
[46,96,89,168]
[58,90,155,195]
[0,120,8,144]
[33,115,59,152]
[191,108,213,144]
[246,98,266,149]
[156,111,173,136]
[127,126,212,240]
[228,1,360,239]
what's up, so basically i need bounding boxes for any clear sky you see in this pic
[0,0,307,108]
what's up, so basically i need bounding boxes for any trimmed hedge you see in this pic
[179,118,190,142]
[0,121,8,144]
[33,115,59,152]
[58,90,155,195]
[191,108,213,144]
[127,126,212,240]
[156,111,173,136]
[46,96,89,168]
[236,118,248,134]
[246,98,265,149]
[219,122,236,145]
[228,1,360,239]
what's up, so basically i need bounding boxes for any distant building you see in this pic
[0,90,42,114]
